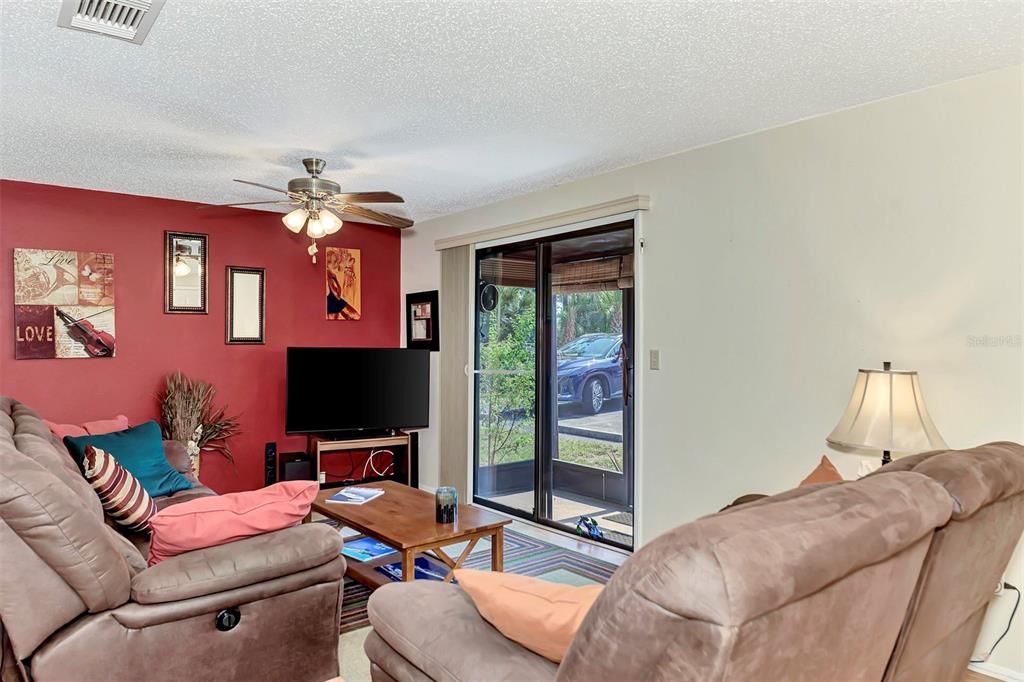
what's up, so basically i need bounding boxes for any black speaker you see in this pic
[264,442,277,486]
[409,431,419,488]
[279,452,313,482]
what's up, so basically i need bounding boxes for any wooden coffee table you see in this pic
[311,480,511,589]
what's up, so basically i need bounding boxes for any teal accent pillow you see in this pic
[65,420,193,498]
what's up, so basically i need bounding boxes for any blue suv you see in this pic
[557,333,624,414]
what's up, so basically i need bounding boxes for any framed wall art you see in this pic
[325,247,361,320]
[226,266,265,345]
[165,231,208,313]
[13,248,116,359]
[406,290,439,351]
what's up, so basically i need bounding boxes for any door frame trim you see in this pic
[436,196,650,251]
[475,210,641,251]
[632,210,646,547]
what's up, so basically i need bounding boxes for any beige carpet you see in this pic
[339,627,373,682]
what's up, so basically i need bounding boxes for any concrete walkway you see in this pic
[558,399,624,442]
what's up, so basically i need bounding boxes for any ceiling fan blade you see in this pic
[332,191,404,204]
[232,179,291,195]
[198,200,297,209]
[337,204,414,229]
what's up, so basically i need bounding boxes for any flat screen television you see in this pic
[286,347,430,434]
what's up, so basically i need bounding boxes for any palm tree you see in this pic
[556,290,622,345]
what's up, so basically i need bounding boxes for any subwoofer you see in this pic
[279,452,313,482]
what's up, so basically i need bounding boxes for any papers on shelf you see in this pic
[377,556,452,582]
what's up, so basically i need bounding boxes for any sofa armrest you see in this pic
[131,523,343,604]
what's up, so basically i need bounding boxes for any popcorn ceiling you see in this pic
[0,0,1019,222]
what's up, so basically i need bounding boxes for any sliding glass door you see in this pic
[473,222,635,550]
[474,244,537,514]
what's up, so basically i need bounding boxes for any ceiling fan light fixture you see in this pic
[282,208,308,233]
[306,212,328,239]
[321,209,343,235]
[173,257,191,277]
[232,159,412,261]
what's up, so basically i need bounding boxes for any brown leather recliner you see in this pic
[0,397,346,682]
[363,442,1024,681]
[364,468,955,681]
[868,442,1024,682]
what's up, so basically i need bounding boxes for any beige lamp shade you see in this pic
[827,368,947,453]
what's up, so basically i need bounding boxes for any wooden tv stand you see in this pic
[306,432,416,488]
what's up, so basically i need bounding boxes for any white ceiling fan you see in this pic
[211,158,413,261]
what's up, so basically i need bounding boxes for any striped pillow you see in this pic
[82,445,158,533]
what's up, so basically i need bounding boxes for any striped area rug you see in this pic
[336,527,620,633]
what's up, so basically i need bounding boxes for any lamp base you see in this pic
[881,450,892,466]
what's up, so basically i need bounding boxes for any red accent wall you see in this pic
[0,180,400,492]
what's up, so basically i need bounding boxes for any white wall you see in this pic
[401,65,1023,673]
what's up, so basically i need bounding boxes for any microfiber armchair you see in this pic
[365,470,955,681]
[364,442,1024,682]
[0,397,345,682]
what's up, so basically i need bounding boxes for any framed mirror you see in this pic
[226,266,265,345]
[164,231,208,313]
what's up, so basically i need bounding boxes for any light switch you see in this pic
[650,349,660,370]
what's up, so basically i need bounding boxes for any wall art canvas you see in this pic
[325,247,361,320]
[13,248,116,359]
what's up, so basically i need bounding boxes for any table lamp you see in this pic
[827,361,947,465]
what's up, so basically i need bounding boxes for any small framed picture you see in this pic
[226,266,265,344]
[406,290,439,351]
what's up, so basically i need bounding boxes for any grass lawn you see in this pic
[478,422,623,472]
[557,435,623,472]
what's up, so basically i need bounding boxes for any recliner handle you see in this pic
[215,608,241,631]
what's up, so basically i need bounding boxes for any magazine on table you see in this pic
[376,556,452,583]
[341,537,396,562]
[326,487,384,505]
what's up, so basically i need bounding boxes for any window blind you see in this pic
[438,245,473,498]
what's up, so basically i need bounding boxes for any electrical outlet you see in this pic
[995,579,1004,596]
[650,349,661,370]
[318,471,326,484]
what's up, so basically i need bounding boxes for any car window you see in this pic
[558,335,618,358]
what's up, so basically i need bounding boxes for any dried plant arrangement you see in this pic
[158,371,240,477]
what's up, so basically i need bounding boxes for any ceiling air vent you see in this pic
[57,0,166,45]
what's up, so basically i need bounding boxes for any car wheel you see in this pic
[583,377,604,415]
